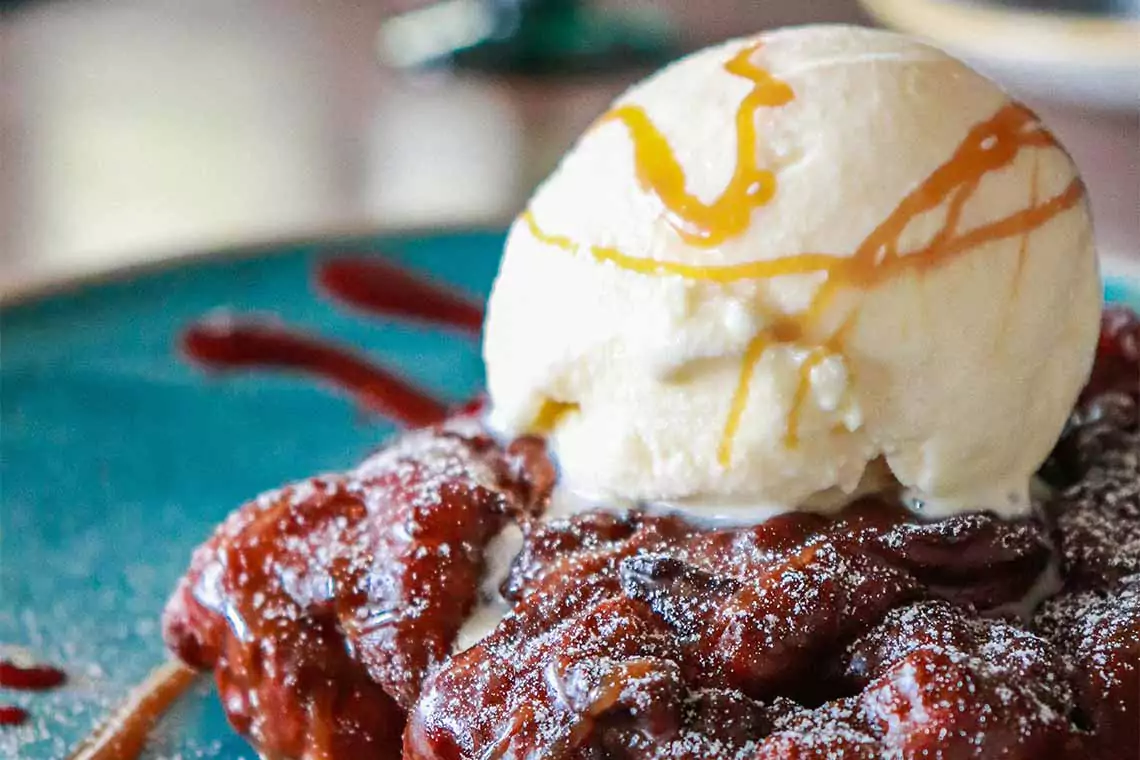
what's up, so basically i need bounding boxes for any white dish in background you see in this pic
[860,0,1140,111]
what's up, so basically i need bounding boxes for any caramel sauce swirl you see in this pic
[522,42,1085,469]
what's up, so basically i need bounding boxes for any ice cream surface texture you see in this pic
[483,25,1101,519]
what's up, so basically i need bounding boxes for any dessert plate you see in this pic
[1,232,1137,759]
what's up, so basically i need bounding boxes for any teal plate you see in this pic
[1,231,1138,759]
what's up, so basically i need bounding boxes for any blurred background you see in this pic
[2,0,1137,295]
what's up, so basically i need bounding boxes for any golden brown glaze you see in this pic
[160,308,1139,760]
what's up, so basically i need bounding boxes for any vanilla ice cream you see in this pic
[483,25,1101,519]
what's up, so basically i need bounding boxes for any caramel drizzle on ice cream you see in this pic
[597,40,793,247]
[522,42,1085,468]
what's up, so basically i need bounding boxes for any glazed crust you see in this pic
[164,309,1140,760]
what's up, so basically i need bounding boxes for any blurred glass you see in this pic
[379,0,678,75]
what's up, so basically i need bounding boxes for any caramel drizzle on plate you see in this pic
[523,41,1085,466]
[68,661,198,760]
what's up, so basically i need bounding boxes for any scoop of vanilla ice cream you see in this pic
[483,25,1100,519]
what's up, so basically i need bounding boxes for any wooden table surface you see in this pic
[2,0,1135,296]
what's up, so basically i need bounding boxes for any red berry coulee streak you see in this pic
[317,258,483,335]
[0,659,68,727]
[0,706,29,726]
[182,319,448,429]
[0,660,67,691]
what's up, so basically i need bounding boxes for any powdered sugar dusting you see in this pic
[164,307,1140,758]
[1052,430,1140,584]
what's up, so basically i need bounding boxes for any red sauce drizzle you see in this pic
[179,255,484,431]
[182,319,448,429]
[70,256,475,751]
[316,258,483,334]
[1,659,67,726]
[0,706,30,726]
[0,660,66,691]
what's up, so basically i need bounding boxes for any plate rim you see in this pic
[0,219,511,309]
